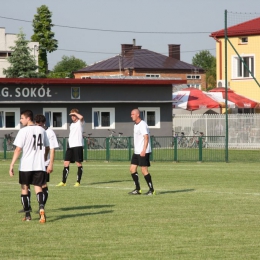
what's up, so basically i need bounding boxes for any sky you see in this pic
[1,0,260,70]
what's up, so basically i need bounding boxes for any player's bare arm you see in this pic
[140,134,149,157]
[9,146,22,177]
[46,148,55,174]
[69,112,84,122]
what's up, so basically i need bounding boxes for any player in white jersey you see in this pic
[35,114,59,203]
[9,110,50,223]
[18,114,58,214]
[128,109,155,195]
[56,108,84,187]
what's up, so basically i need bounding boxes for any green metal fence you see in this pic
[0,136,226,162]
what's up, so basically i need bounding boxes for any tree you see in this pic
[31,5,58,75]
[192,50,216,90]
[3,29,38,78]
[48,55,87,78]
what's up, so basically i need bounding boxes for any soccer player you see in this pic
[56,109,84,187]
[35,114,59,205]
[18,114,58,214]
[9,110,50,223]
[128,109,155,195]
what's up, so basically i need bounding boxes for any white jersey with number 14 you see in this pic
[13,125,49,171]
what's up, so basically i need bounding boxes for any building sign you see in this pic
[71,87,80,99]
[0,87,52,98]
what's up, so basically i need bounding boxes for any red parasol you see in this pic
[209,87,259,108]
[172,87,220,111]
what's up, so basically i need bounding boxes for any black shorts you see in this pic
[19,171,46,187]
[65,146,83,163]
[131,153,151,167]
[45,167,50,183]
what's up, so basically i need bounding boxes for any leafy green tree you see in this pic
[48,55,87,78]
[3,29,38,78]
[31,5,58,75]
[192,50,216,89]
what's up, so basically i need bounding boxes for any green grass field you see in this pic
[1,160,260,259]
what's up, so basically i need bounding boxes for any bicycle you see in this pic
[171,132,189,148]
[187,130,200,148]
[151,135,161,148]
[85,133,103,149]
[103,130,128,149]
[188,131,208,148]
[3,132,15,151]
[116,132,129,148]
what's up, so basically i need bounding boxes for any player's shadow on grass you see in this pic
[49,205,115,222]
[47,210,114,222]
[55,204,115,211]
[159,189,195,195]
[89,180,131,185]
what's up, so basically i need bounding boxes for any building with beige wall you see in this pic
[210,17,260,105]
[0,27,39,78]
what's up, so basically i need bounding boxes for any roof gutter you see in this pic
[212,35,222,80]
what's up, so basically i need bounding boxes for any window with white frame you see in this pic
[43,108,67,129]
[92,108,115,129]
[138,107,160,128]
[186,75,201,79]
[239,37,248,44]
[232,55,254,79]
[145,74,160,78]
[0,108,20,129]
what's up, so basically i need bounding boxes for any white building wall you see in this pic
[0,28,39,77]
[5,33,16,49]
[0,28,5,49]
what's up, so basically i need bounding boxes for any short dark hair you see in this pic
[34,114,46,124]
[21,110,33,121]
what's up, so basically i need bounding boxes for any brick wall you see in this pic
[75,69,207,90]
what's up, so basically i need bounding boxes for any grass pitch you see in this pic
[1,160,260,259]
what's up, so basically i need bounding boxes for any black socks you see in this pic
[131,172,141,190]
[62,167,69,183]
[42,187,48,205]
[144,173,154,192]
[77,166,83,184]
[36,192,44,210]
[21,194,30,212]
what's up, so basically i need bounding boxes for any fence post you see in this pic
[84,137,87,161]
[3,138,6,159]
[63,138,67,160]
[106,138,110,161]
[150,136,154,161]
[198,137,202,162]
[174,137,177,162]
[128,137,132,161]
